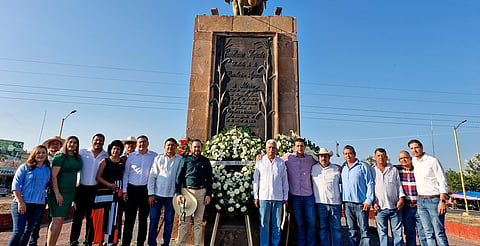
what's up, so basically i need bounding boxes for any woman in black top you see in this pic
[92,140,125,245]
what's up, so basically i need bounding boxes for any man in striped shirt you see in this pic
[396,151,427,246]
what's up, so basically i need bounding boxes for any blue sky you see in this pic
[0,1,479,171]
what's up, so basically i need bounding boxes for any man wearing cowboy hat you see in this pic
[311,148,342,246]
[42,136,65,162]
[29,136,65,245]
[175,139,213,246]
[122,136,137,157]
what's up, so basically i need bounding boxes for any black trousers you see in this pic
[122,184,149,246]
[28,201,48,246]
[70,184,97,244]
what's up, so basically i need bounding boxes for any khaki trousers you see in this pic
[177,188,206,246]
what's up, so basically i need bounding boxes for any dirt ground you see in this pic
[0,198,11,214]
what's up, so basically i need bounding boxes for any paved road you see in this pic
[0,216,477,246]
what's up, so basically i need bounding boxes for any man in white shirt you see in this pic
[311,148,342,246]
[122,135,158,246]
[70,133,109,246]
[408,139,449,246]
[372,148,405,246]
[147,138,182,246]
[253,139,289,246]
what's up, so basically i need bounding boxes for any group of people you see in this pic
[9,133,449,246]
[253,138,449,246]
[9,134,212,246]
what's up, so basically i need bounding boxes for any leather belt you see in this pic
[187,185,205,190]
[419,195,440,199]
[404,200,417,207]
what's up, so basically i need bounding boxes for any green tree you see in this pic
[362,155,376,166]
[465,153,480,175]
[362,155,391,167]
[446,169,480,192]
[446,170,462,193]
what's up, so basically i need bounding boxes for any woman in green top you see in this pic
[46,136,82,246]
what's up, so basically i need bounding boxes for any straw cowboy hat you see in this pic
[42,136,65,147]
[173,188,197,219]
[122,136,137,144]
[314,148,334,156]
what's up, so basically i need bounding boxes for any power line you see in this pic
[0,95,186,111]
[1,57,478,97]
[302,92,480,106]
[0,69,189,86]
[0,89,187,105]
[311,130,480,144]
[2,83,479,124]
[301,81,480,96]
[2,83,479,125]
[301,115,480,129]
[301,105,480,120]
[1,60,478,98]
[301,110,480,124]
[0,83,188,99]
[0,57,190,76]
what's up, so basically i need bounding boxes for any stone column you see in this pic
[186,15,300,141]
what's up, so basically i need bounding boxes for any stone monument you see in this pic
[186,15,300,141]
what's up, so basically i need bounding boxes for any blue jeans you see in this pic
[402,205,427,246]
[9,201,45,246]
[344,202,371,246]
[148,196,174,246]
[315,203,342,246]
[417,197,449,246]
[259,200,282,246]
[290,195,316,246]
[375,209,404,246]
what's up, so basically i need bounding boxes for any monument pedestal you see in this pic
[186,15,300,141]
[183,14,301,246]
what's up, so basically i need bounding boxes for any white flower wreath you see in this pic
[211,164,254,215]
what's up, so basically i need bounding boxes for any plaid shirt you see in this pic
[395,165,418,204]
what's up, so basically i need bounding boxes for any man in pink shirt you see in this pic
[282,138,317,246]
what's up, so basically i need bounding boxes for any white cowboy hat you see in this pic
[173,188,197,219]
[42,136,65,148]
[122,136,137,144]
[314,148,333,156]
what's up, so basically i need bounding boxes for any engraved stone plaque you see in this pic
[210,35,275,140]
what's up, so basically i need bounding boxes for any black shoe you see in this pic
[70,241,79,246]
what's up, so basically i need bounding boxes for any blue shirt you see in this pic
[341,159,375,205]
[11,163,51,204]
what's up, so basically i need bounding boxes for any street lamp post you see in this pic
[59,110,77,138]
[453,120,469,216]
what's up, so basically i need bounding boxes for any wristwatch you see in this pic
[440,199,446,203]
